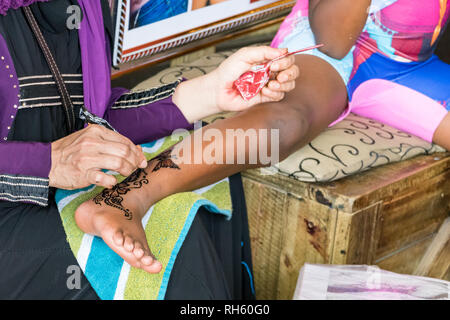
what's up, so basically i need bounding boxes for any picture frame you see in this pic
[112,0,296,67]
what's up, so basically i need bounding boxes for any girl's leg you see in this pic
[75,54,349,273]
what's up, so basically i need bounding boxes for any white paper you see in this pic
[294,264,450,300]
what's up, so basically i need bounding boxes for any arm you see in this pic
[104,81,194,145]
[51,47,297,194]
[309,0,371,59]
[74,53,344,273]
[105,46,300,144]
[0,127,149,200]
[173,46,300,120]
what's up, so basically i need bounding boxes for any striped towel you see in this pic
[56,136,232,300]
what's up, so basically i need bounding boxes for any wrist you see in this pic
[203,71,223,113]
[48,141,61,187]
[172,74,221,123]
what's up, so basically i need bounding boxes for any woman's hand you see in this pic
[49,124,147,190]
[211,46,300,112]
[172,46,299,123]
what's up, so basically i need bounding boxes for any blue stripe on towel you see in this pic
[84,236,124,300]
[141,141,157,148]
[156,199,231,300]
[55,184,95,205]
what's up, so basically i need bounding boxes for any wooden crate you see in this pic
[242,152,450,300]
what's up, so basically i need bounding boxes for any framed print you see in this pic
[112,0,296,66]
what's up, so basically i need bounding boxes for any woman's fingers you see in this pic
[220,46,288,80]
[261,87,285,101]
[86,169,117,189]
[76,127,147,173]
[274,63,300,82]
[270,55,296,73]
[267,80,296,93]
[87,125,147,168]
[97,141,147,170]
[263,63,299,100]
[49,124,148,190]
[81,153,140,178]
[237,46,287,65]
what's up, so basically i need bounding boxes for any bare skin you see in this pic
[50,124,148,190]
[75,54,349,273]
[309,0,371,59]
[50,46,297,190]
[433,112,450,151]
[61,45,297,273]
[75,1,450,272]
[307,0,450,149]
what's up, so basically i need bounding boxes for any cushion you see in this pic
[134,50,446,182]
[134,49,238,90]
[275,113,445,182]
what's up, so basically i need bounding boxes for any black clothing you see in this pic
[0,0,254,300]
[0,173,254,300]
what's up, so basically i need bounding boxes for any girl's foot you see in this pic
[74,169,162,274]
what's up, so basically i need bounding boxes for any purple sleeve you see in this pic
[104,80,194,145]
[0,0,49,15]
[0,141,51,206]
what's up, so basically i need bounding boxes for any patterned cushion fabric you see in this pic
[275,113,445,182]
[134,50,237,89]
[134,50,446,182]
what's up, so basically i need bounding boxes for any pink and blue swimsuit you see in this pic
[272,0,450,143]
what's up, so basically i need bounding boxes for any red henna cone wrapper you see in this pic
[234,44,324,101]
[234,64,271,101]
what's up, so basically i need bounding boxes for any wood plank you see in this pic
[241,154,450,299]
[427,244,450,281]
[376,171,450,258]
[331,202,383,265]
[376,235,434,276]
[243,177,287,300]
[414,217,450,280]
[243,153,450,213]
[276,195,338,299]
[329,153,450,212]
[243,176,340,300]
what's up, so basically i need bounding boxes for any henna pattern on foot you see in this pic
[93,168,149,220]
[92,148,180,220]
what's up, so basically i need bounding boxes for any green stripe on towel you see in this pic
[56,136,232,300]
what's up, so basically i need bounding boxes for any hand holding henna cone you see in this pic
[234,44,324,101]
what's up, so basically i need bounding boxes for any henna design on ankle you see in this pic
[92,148,180,220]
[151,148,180,172]
[93,168,149,220]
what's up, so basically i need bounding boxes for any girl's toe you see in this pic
[113,230,124,246]
[141,255,154,266]
[143,260,162,274]
[133,242,144,259]
[124,236,135,252]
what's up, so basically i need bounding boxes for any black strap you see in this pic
[23,6,76,133]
